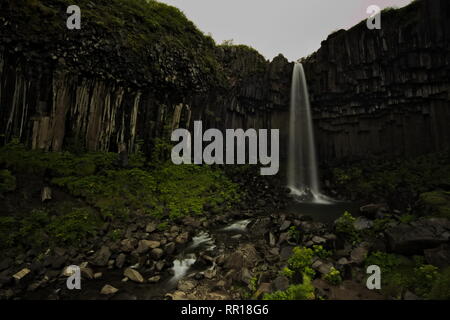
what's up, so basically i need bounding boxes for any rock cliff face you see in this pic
[302,0,450,164]
[0,0,449,167]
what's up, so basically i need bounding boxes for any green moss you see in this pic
[419,190,450,219]
[428,267,450,300]
[364,251,442,299]
[0,169,16,195]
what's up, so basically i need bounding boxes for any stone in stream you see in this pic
[13,268,31,281]
[120,239,137,253]
[100,284,119,295]
[175,232,190,245]
[123,268,144,283]
[148,275,161,283]
[136,240,160,254]
[177,279,197,292]
[150,248,164,260]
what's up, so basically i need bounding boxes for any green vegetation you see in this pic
[0,141,241,249]
[263,275,315,300]
[419,190,450,219]
[0,169,16,195]
[331,151,450,211]
[334,211,360,244]
[364,251,446,299]
[324,267,342,286]
[7,0,226,91]
[0,206,102,249]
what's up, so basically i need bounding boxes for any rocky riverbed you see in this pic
[2,197,449,300]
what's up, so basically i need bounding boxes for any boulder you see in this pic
[424,244,450,268]
[385,218,450,254]
[100,284,119,295]
[224,244,260,270]
[90,246,111,267]
[115,253,126,269]
[124,268,144,283]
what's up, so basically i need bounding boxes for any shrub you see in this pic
[335,211,360,243]
[0,169,16,195]
[428,267,450,300]
[324,267,343,286]
[263,275,315,300]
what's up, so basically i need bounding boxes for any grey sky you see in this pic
[159,0,413,61]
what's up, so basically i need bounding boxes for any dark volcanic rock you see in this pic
[385,218,450,254]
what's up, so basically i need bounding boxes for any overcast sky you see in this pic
[159,0,413,61]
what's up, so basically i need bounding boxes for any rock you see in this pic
[350,246,369,264]
[115,253,126,269]
[175,232,189,245]
[81,267,94,279]
[424,244,450,268]
[385,218,450,254]
[120,239,136,252]
[136,240,160,254]
[353,217,374,231]
[177,279,197,292]
[404,291,419,300]
[62,266,78,277]
[166,291,188,300]
[100,284,119,295]
[360,203,388,219]
[269,232,276,247]
[204,269,217,279]
[148,275,161,283]
[253,283,272,299]
[312,236,327,244]
[337,257,350,265]
[50,255,67,269]
[280,220,291,231]
[224,244,260,269]
[91,246,111,267]
[150,248,164,260]
[280,246,293,262]
[155,261,165,271]
[123,268,144,283]
[94,272,102,279]
[272,276,289,291]
[164,242,176,255]
[318,262,333,275]
[41,186,52,202]
[13,268,31,281]
[145,223,157,233]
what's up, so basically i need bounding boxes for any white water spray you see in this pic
[288,62,330,204]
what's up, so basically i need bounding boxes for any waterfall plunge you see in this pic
[288,62,330,204]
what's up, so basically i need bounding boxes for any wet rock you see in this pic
[115,253,126,269]
[385,218,450,254]
[91,246,111,267]
[136,240,161,254]
[177,279,197,291]
[175,232,189,245]
[269,232,276,247]
[101,284,119,295]
[13,268,31,282]
[164,242,176,255]
[120,239,136,253]
[280,220,291,231]
[94,272,102,279]
[41,187,52,202]
[148,275,161,283]
[81,267,94,279]
[166,291,188,300]
[123,268,144,283]
[224,244,260,270]
[272,276,289,291]
[350,246,369,264]
[145,223,156,233]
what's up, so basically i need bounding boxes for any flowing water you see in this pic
[288,62,330,204]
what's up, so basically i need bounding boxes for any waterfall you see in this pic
[288,62,329,203]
